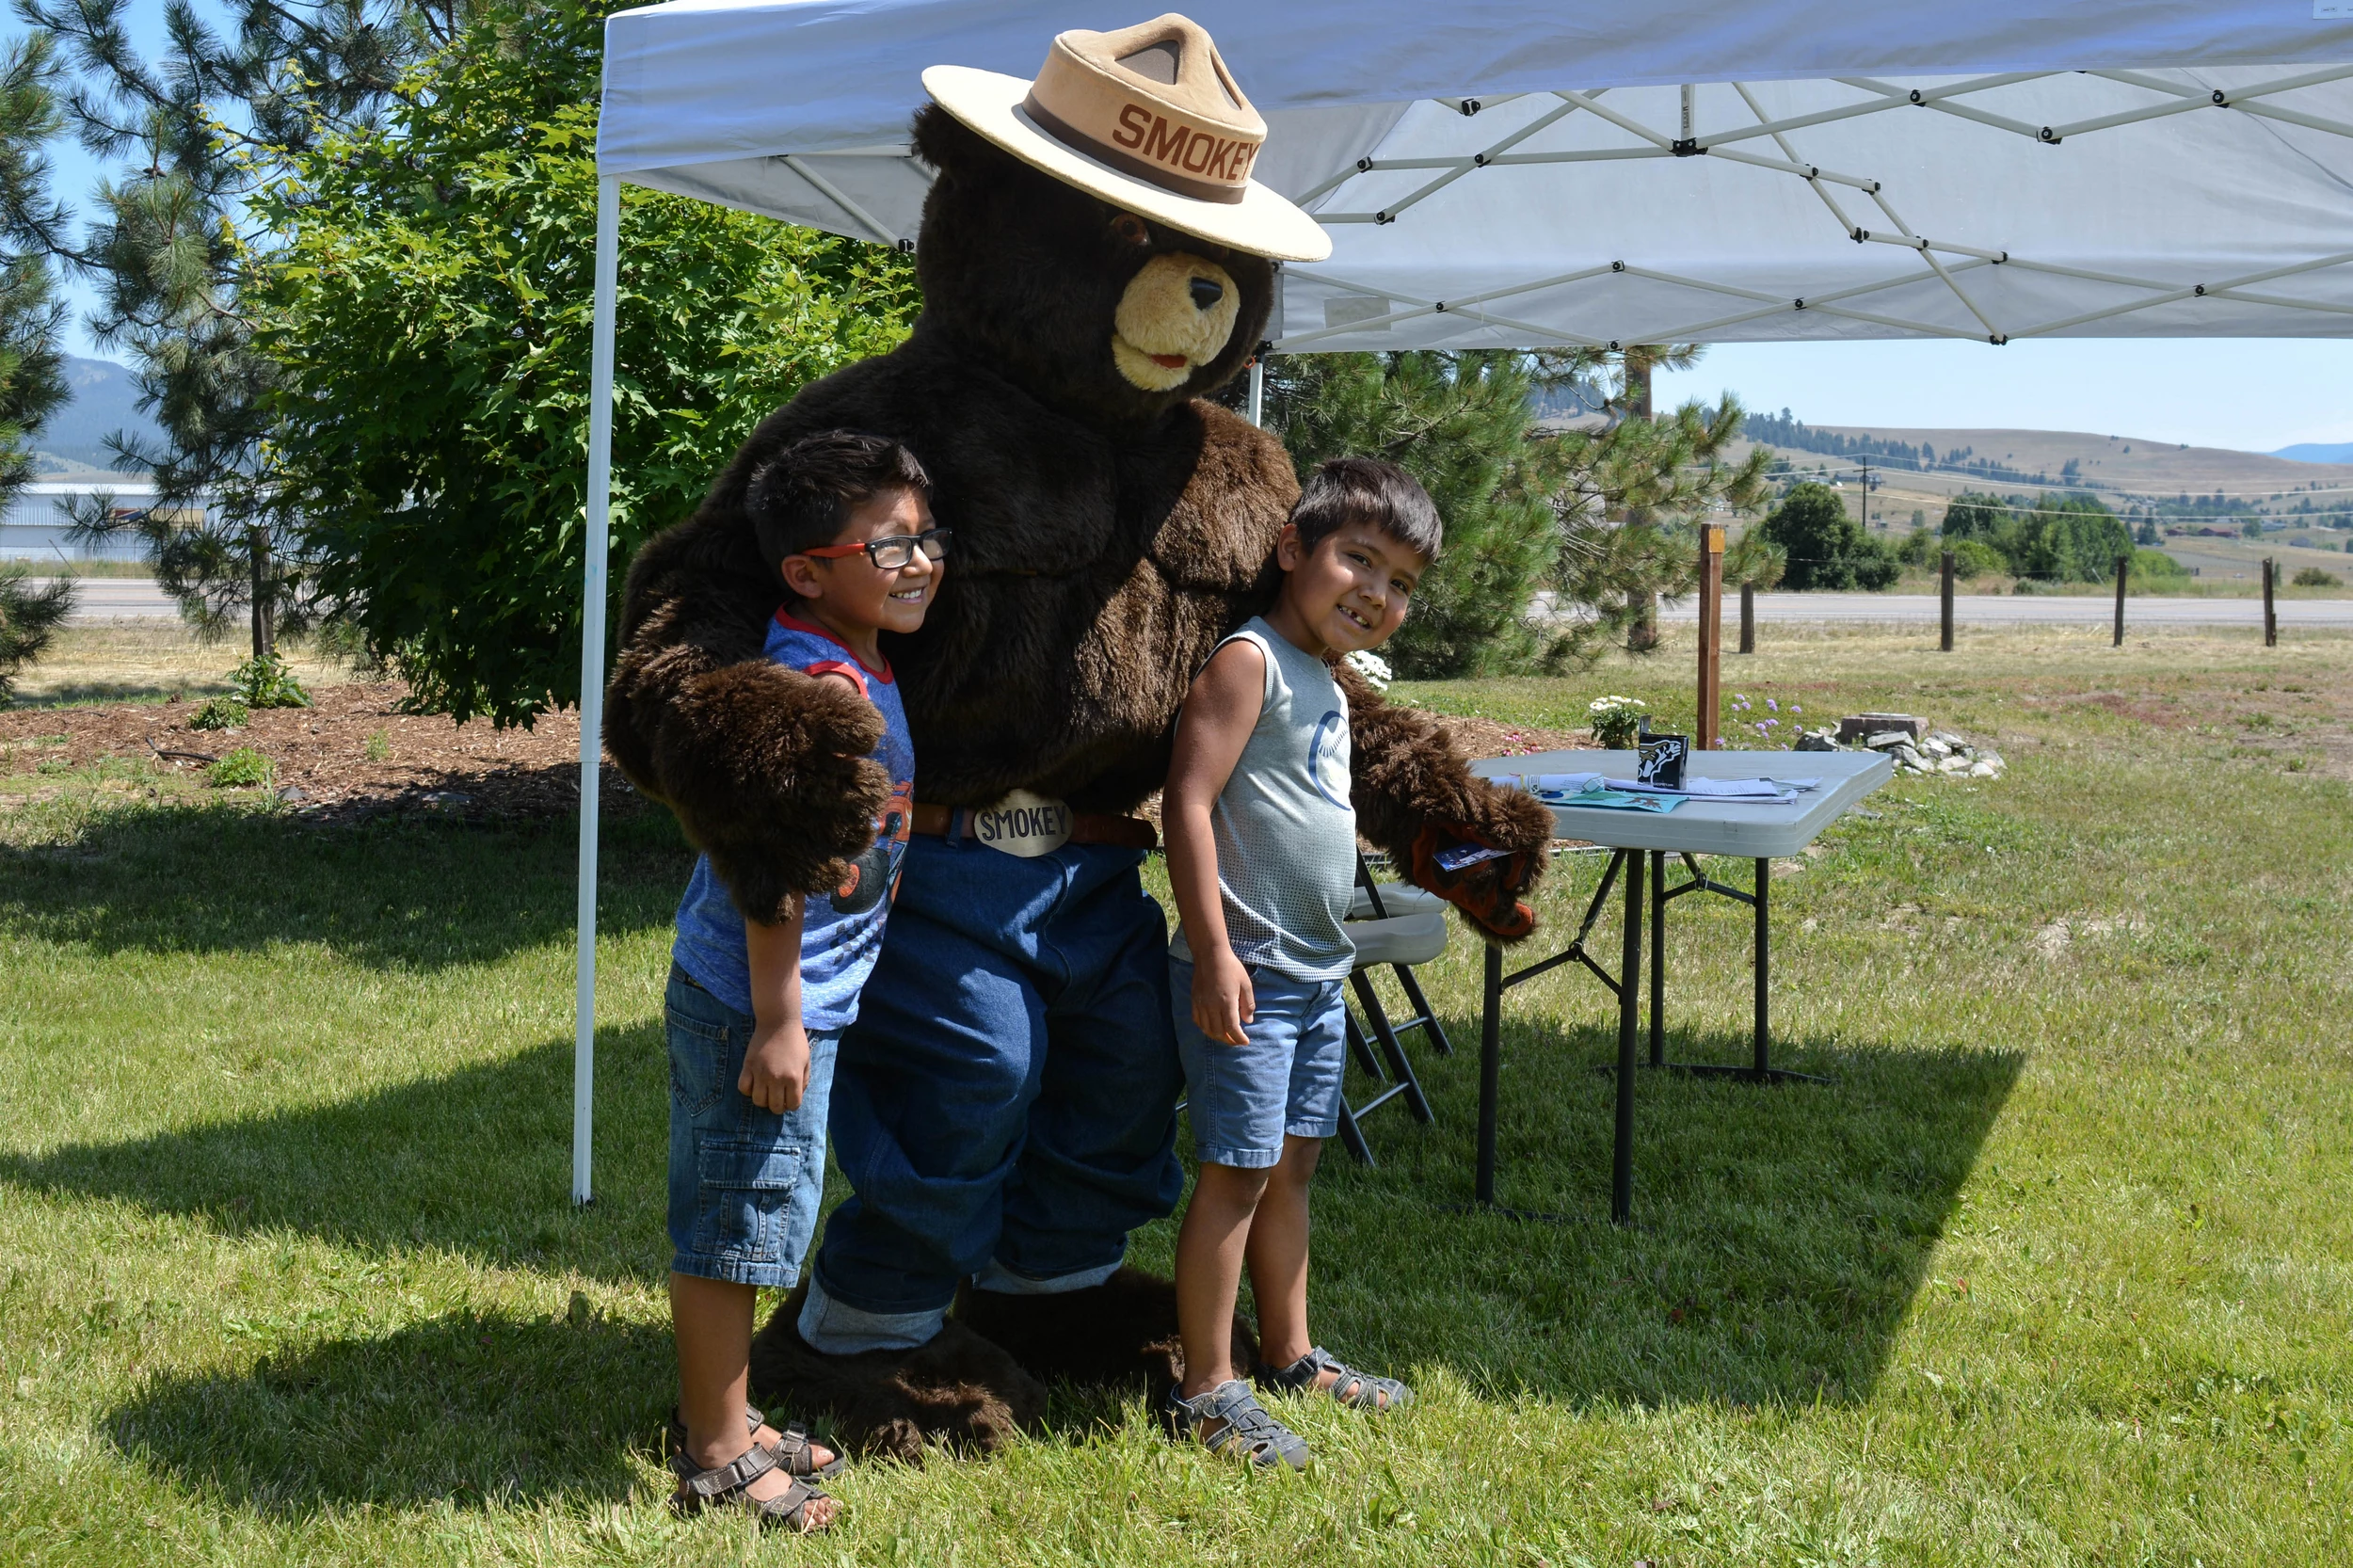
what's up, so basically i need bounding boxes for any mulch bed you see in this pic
[0,683,1593,826]
[0,684,645,826]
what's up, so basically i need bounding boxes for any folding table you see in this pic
[1465,748,1893,1223]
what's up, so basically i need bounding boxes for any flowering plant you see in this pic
[1588,695,1647,750]
[1343,649,1393,691]
[1725,691,1802,749]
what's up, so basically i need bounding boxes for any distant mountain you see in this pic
[2270,441,2353,465]
[30,356,163,473]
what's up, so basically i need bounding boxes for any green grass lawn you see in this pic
[4,627,2349,1565]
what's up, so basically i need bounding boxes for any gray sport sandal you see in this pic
[668,1441,836,1532]
[1257,1347,1414,1411]
[1162,1378,1312,1470]
[666,1403,846,1479]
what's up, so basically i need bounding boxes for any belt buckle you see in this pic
[969,788,1074,857]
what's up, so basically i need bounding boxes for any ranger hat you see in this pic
[922,13,1331,262]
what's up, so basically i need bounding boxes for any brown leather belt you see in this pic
[910,801,1158,851]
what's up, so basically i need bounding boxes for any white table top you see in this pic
[1469,748,1893,858]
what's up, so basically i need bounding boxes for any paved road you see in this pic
[23,579,182,621]
[34,578,2353,630]
[1658,592,2353,627]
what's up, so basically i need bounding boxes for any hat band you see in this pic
[1019,91,1253,207]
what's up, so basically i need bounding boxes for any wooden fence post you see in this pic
[2113,553,2128,647]
[1697,524,1724,747]
[2263,557,2277,647]
[1940,551,1955,652]
[1737,581,1755,654]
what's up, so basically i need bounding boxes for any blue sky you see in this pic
[1656,337,2353,455]
[20,8,2353,456]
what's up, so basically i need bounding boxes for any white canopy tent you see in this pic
[573,0,2353,1199]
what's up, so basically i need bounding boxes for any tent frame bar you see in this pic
[573,173,621,1208]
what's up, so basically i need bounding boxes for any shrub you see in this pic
[362,728,392,761]
[1950,539,2006,581]
[2291,566,2344,587]
[2132,549,2189,580]
[230,652,310,710]
[208,747,275,789]
[1761,482,1898,590]
[188,696,250,730]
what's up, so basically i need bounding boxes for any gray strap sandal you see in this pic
[668,1441,836,1532]
[1257,1347,1414,1411]
[1162,1379,1312,1470]
[667,1404,845,1479]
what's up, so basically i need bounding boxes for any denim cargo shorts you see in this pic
[664,964,836,1287]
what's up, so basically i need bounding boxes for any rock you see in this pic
[1968,760,2000,777]
[1837,713,1926,744]
[1937,755,1970,774]
[1889,744,1925,767]
[277,786,309,804]
[1977,752,2005,770]
[1922,737,1953,760]
[1865,730,1913,750]
[1795,731,1841,753]
[1927,730,1967,748]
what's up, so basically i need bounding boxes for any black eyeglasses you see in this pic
[798,528,952,571]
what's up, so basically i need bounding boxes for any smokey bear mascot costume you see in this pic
[606,14,1553,1459]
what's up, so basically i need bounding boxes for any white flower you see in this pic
[1344,649,1392,691]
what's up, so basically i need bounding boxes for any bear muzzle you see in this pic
[1111,251,1241,392]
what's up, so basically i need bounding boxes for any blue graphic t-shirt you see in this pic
[671,609,917,1030]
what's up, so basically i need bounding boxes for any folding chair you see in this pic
[1333,856,1457,1165]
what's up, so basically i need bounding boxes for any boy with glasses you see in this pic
[663,429,947,1530]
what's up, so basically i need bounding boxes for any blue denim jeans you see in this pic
[810,835,1187,1320]
[665,965,837,1288]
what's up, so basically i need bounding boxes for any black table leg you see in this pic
[1649,848,1666,1068]
[1477,940,1502,1205]
[1613,846,1643,1225]
[1753,856,1769,1078]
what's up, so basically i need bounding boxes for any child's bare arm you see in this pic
[1163,639,1266,1045]
[742,896,810,1112]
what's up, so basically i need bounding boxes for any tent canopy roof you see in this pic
[599,2,2353,346]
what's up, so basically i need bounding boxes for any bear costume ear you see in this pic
[911,100,992,178]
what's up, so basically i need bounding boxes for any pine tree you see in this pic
[0,32,73,700]
[1251,348,1766,677]
[26,0,456,657]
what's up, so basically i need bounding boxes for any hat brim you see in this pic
[922,65,1332,264]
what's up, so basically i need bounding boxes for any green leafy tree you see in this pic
[253,0,919,724]
[0,32,72,699]
[27,0,458,656]
[1761,481,1897,590]
[1721,525,1785,592]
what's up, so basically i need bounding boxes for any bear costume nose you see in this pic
[1188,277,1225,312]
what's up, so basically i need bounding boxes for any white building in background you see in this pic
[0,479,190,563]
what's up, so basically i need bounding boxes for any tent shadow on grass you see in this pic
[105,1307,676,1513]
[1289,1011,2025,1412]
[0,801,687,969]
[20,1012,2015,1472]
[0,1032,674,1288]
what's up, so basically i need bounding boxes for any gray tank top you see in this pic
[1171,617,1357,982]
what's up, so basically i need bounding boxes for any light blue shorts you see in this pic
[1170,956,1348,1169]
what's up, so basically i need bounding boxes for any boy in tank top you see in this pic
[664,431,947,1530]
[1160,456,1442,1468]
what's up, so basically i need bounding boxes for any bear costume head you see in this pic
[908,104,1274,427]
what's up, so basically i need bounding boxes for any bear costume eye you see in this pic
[1109,211,1152,248]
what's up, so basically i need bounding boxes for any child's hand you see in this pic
[740,1017,812,1112]
[1192,951,1256,1047]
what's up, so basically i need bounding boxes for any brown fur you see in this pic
[746,1284,1046,1463]
[954,1266,1257,1389]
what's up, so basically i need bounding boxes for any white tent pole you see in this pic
[1247,357,1264,426]
[573,173,621,1208]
